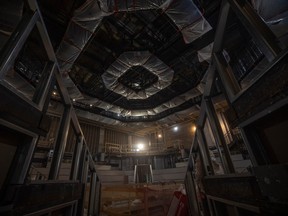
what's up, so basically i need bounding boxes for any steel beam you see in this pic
[210,0,242,101]
[32,61,56,108]
[76,148,89,216]
[213,0,230,53]
[77,146,85,182]
[0,11,39,79]
[0,119,38,184]
[185,171,201,216]
[207,195,260,213]
[197,129,215,175]
[204,98,235,173]
[197,65,216,128]
[82,161,89,199]
[48,106,72,180]
[70,136,84,180]
[239,128,258,166]
[54,69,72,106]
[88,172,97,216]
[227,0,282,61]
[214,53,241,101]
[27,0,57,62]
[94,179,101,215]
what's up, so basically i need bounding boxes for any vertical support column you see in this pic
[98,127,105,153]
[65,204,74,216]
[204,98,235,173]
[94,179,101,215]
[78,146,88,182]
[212,0,242,101]
[77,146,89,216]
[197,129,215,175]
[153,156,157,170]
[239,128,258,166]
[10,135,38,184]
[213,53,241,100]
[70,135,84,180]
[185,171,201,216]
[212,0,230,53]
[32,61,55,108]
[206,198,215,216]
[41,75,55,113]
[144,187,148,216]
[49,106,72,180]
[128,134,133,149]
[88,172,97,216]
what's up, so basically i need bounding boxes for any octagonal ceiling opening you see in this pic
[118,66,159,92]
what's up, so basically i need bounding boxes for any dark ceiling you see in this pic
[39,0,221,124]
[3,0,222,127]
[1,0,287,134]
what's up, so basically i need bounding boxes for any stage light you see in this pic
[192,126,197,132]
[137,143,144,150]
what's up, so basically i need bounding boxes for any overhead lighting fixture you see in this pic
[158,134,162,138]
[192,125,197,132]
[137,143,144,150]
[52,91,57,95]
[72,98,76,102]
[90,104,93,107]
[173,126,178,132]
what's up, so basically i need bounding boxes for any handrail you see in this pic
[104,142,173,155]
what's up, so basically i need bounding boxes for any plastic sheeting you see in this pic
[56,0,211,73]
[160,0,212,43]
[56,0,211,115]
[57,0,110,73]
[251,0,288,46]
[56,0,211,72]
[104,0,211,43]
[197,43,213,63]
[75,105,200,127]
[77,86,202,117]
[251,0,288,21]
[102,51,174,99]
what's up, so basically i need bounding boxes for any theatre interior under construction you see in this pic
[0,0,288,215]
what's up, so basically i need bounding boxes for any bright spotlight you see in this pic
[137,143,144,150]
[173,126,178,132]
[158,134,162,138]
[192,126,197,132]
[136,149,140,152]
